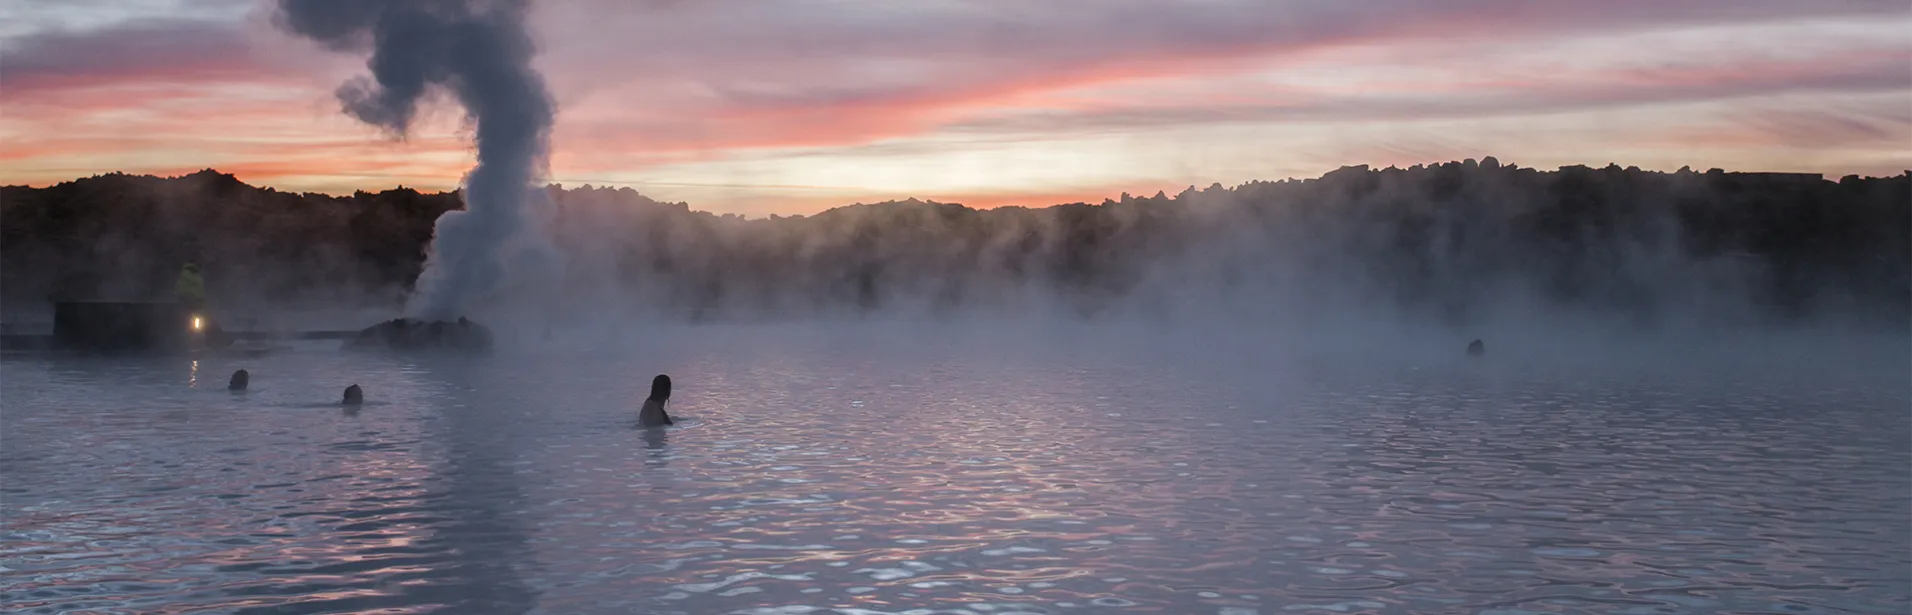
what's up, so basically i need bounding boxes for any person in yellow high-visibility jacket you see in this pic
[175,262,205,310]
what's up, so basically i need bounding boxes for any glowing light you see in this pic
[192,316,203,331]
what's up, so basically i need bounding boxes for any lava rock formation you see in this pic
[345,317,494,353]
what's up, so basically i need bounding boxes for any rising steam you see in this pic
[275,0,555,321]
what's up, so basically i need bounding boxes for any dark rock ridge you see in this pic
[6,163,1906,328]
[346,317,494,353]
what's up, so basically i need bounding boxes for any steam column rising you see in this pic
[276,0,557,321]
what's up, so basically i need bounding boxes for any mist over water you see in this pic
[5,164,1907,610]
[7,165,1905,611]
[4,161,1901,355]
[448,164,1908,363]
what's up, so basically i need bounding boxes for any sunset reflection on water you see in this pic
[2,334,1907,614]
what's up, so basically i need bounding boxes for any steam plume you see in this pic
[275,0,555,320]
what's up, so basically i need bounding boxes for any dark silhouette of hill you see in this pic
[3,160,1905,328]
[2,170,451,312]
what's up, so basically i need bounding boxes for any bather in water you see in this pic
[638,374,673,427]
[342,384,363,405]
[228,369,249,391]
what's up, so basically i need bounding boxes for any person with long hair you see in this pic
[638,374,673,427]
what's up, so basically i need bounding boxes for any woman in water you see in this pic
[638,374,673,427]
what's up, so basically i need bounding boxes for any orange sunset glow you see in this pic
[3,0,1908,216]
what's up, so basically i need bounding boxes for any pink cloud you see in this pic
[956,44,1911,135]
[0,18,262,95]
[3,1,1908,206]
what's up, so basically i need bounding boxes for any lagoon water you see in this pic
[3,325,1908,615]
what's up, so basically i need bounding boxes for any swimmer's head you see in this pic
[648,374,672,402]
[343,384,363,405]
[228,369,249,391]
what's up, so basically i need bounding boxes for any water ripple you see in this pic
[2,338,1907,614]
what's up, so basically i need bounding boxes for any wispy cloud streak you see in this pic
[2,0,1907,210]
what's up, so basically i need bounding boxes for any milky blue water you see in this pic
[3,327,1908,615]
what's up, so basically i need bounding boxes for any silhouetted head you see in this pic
[343,384,363,405]
[228,369,249,391]
[648,374,672,402]
[1467,339,1485,357]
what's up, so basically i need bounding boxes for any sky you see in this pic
[2,0,1908,216]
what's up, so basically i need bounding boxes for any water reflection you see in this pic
[1,340,1907,615]
[387,359,541,614]
[202,358,546,614]
[642,426,670,468]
